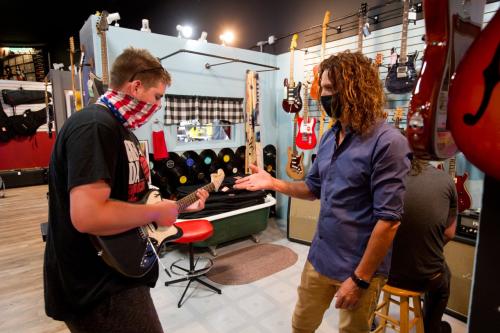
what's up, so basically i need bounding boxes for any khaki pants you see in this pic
[292,260,386,333]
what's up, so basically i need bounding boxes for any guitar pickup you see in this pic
[397,66,408,78]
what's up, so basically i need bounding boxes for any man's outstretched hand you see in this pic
[233,164,274,191]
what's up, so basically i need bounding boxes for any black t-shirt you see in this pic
[44,104,158,321]
[389,165,457,282]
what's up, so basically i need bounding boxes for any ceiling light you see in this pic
[220,31,235,45]
[176,24,193,38]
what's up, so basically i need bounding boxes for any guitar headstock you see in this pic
[96,11,109,35]
[322,11,331,28]
[290,34,298,51]
[210,169,225,192]
[375,52,384,66]
[69,37,75,54]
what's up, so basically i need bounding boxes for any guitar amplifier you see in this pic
[457,210,480,240]
[287,197,320,244]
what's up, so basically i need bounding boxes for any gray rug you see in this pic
[206,244,298,285]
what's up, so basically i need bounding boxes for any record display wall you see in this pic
[181,150,206,183]
[263,144,277,216]
[218,147,239,176]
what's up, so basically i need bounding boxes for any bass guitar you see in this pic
[88,11,109,103]
[286,114,305,180]
[282,34,302,113]
[296,81,317,150]
[92,169,225,278]
[385,0,418,94]
[448,10,500,180]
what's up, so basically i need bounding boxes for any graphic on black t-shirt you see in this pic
[124,140,149,201]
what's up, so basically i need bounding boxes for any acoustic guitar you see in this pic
[385,0,418,94]
[296,81,317,150]
[88,11,109,103]
[286,114,305,180]
[448,10,500,180]
[92,169,225,278]
[282,34,302,113]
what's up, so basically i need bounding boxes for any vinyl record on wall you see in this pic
[263,144,277,176]
[199,149,220,176]
[234,146,246,174]
[163,152,181,170]
[181,150,206,183]
[218,148,239,175]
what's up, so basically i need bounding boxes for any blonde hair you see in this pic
[110,47,171,89]
[319,51,385,135]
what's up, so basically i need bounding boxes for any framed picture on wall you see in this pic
[139,140,152,185]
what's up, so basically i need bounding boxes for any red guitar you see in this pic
[296,82,317,150]
[448,10,500,180]
[448,157,472,213]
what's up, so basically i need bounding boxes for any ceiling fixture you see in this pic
[176,25,193,39]
[107,12,121,26]
[220,31,235,46]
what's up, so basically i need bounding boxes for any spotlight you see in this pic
[409,6,417,24]
[198,31,208,43]
[220,31,235,45]
[176,24,193,38]
[107,12,120,26]
[141,19,151,32]
[336,26,342,33]
[373,15,379,24]
[268,35,276,45]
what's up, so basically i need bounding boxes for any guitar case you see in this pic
[2,88,52,107]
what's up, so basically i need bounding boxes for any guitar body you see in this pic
[91,190,183,278]
[286,146,304,180]
[296,117,317,150]
[88,72,106,103]
[449,10,500,180]
[455,172,472,213]
[282,79,303,113]
[385,52,418,94]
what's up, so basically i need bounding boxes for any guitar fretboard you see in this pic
[176,182,215,212]
[400,0,410,63]
[101,31,109,85]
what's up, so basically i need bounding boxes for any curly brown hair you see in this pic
[319,50,385,135]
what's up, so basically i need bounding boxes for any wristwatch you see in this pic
[350,272,370,289]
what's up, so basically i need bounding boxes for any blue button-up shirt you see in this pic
[305,120,411,281]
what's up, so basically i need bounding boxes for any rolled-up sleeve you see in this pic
[371,132,411,221]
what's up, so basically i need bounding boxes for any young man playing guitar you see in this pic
[235,51,411,333]
[44,47,208,333]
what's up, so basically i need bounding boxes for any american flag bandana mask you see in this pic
[98,89,161,129]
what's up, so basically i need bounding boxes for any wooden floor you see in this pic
[0,185,68,333]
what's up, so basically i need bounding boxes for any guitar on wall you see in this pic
[88,11,109,103]
[385,0,418,94]
[69,37,83,111]
[310,10,331,139]
[296,81,317,150]
[286,114,305,180]
[448,10,500,180]
[282,34,302,113]
[393,106,403,129]
[448,157,472,213]
[92,169,225,278]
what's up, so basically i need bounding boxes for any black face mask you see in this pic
[320,95,342,119]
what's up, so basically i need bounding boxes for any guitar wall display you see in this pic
[282,34,302,113]
[92,169,225,278]
[286,114,305,180]
[88,11,109,103]
[448,9,500,180]
[385,0,418,94]
[296,81,317,150]
[448,157,472,213]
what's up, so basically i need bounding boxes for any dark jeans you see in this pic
[388,264,451,333]
[65,286,163,333]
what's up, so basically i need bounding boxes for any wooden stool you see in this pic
[372,284,424,333]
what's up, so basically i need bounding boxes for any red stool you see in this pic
[164,219,222,307]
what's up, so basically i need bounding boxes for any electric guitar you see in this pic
[448,10,500,180]
[296,81,317,150]
[282,34,302,113]
[385,0,418,94]
[286,114,305,180]
[69,37,83,111]
[310,10,331,101]
[88,11,109,103]
[407,0,482,160]
[448,157,472,213]
[92,169,225,278]
[393,106,403,129]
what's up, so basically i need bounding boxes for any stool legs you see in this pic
[412,296,425,333]
[164,243,222,308]
[400,296,409,333]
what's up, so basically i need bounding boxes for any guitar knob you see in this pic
[409,110,424,130]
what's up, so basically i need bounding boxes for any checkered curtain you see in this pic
[164,95,244,124]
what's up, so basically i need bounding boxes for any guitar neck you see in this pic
[292,114,298,153]
[100,31,109,86]
[448,157,456,179]
[176,182,215,212]
[357,15,364,52]
[289,49,295,85]
[400,0,410,62]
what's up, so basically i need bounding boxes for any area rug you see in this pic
[206,244,298,285]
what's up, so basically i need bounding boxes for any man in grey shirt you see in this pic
[389,158,458,333]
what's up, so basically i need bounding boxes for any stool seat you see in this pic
[174,219,213,243]
[383,284,422,297]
